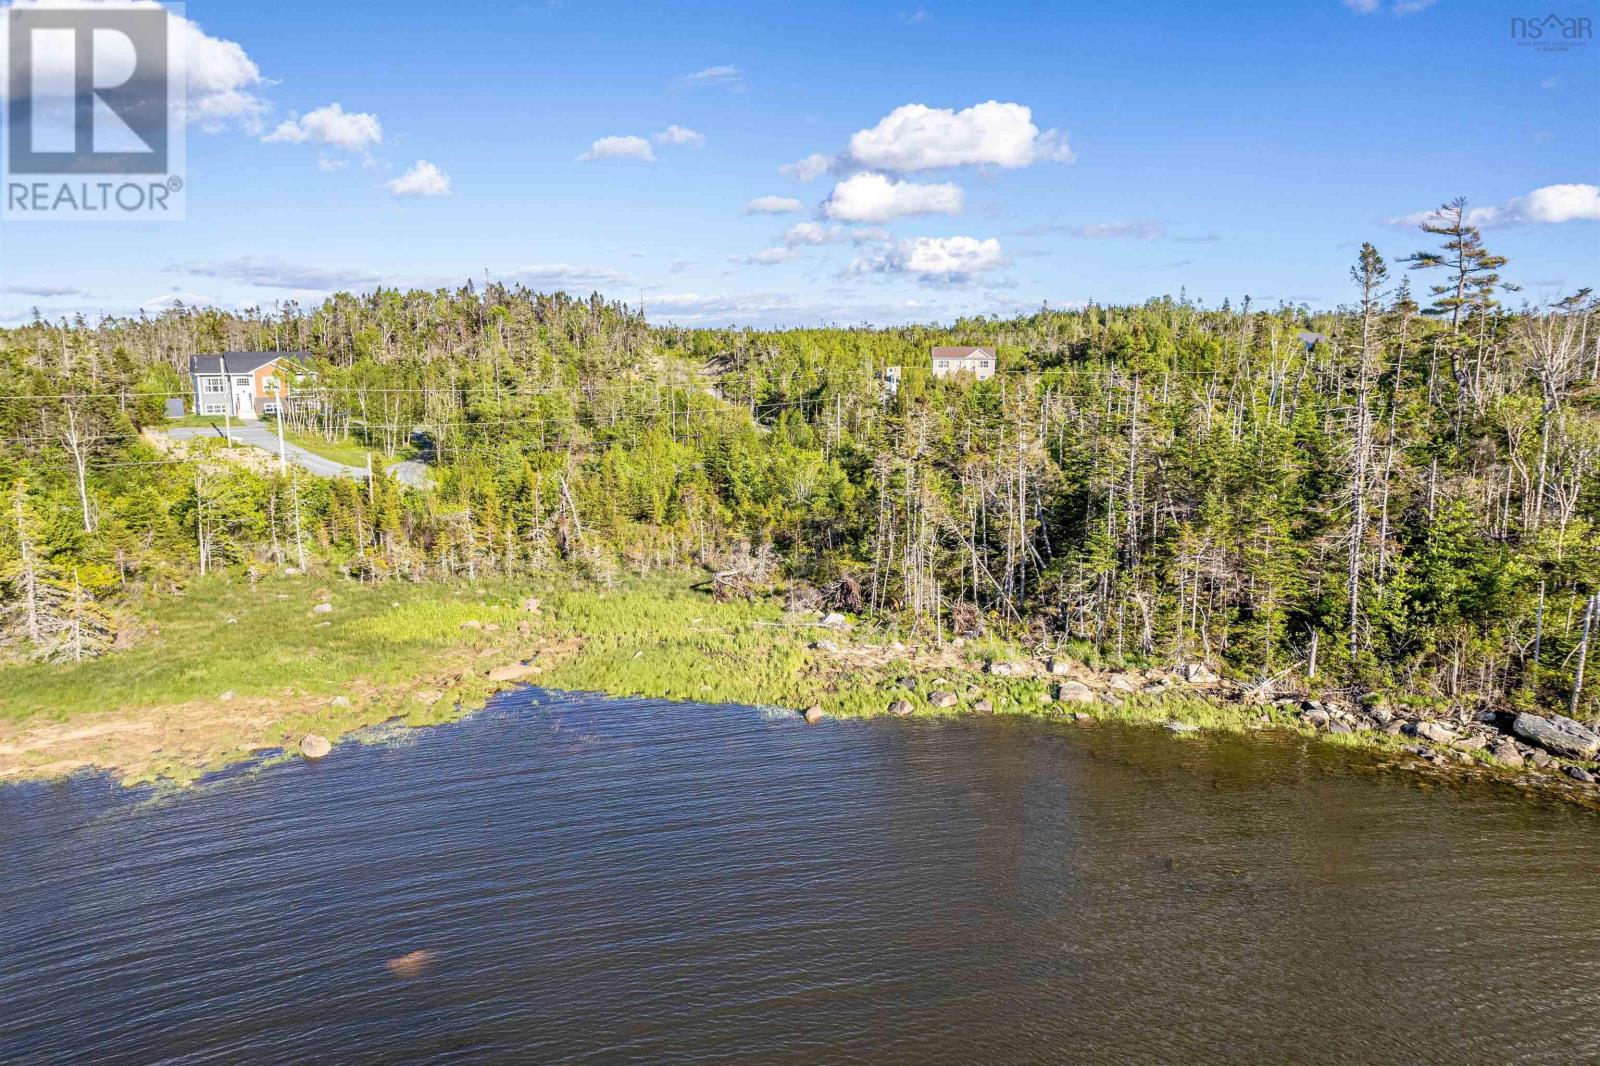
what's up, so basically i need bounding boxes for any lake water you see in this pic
[3,689,1598,1063]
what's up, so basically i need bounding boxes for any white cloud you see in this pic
[1512,183,1600,223]
[176,256,381,291]
[1072,220,1167,239]
[673,64,742,88]
[1391,184,1600,228]
[854,235,1004,282]
[1345,0,1438,13]
[655,124,705,146]
[578,135,655,162]
[142,291,217,312]
[823,171,963,223]
[264,103,382,152]
[785,221,835,245]
[899,8,931,24]
[744,195,804,214]
[780,152,835,182]
[846,101,1073,171]
[5,283,83,297]
[3,1,270,131]
[733,247,799,266]
[501,264,631,287]
[386,160,452,197]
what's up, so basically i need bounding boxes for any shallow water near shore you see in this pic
[3,688,1598,1063]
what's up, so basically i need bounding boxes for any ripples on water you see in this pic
[3,689,1598,1064]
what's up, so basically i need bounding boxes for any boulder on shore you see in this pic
[1564,765,1597,784]
[930,691,959,709]
[1106,673,1139,693]
[1511,712,1600,759]
[1407,720,1456,745]
[1489,742,1524,768]
[1047,659,1072,676]
[803,705,825,724]
[1055,681,1096,704]
[300,734,332,760]
[972,699,995,715]
[888,699,914,717]
[487,662,538,683]
[1180,663,1219,684]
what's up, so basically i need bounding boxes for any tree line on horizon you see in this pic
[0,199,1595,716]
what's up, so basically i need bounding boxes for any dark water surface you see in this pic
[3,690,1598,1064]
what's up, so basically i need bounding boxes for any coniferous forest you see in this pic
[2,205,1597,717]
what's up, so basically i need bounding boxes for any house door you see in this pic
[233,380,255,418]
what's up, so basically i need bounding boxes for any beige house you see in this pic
[931,346,996,380]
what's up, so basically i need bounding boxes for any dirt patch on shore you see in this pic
[0,637,584,786]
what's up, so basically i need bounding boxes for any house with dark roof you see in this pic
[189,351,310,418]
[931,345,996,380]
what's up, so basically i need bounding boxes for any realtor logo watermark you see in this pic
[3,2,186,221]
[1511,13,1592,51]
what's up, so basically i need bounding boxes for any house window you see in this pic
[980,361,990,368]
[201,377,225,393]
[201,402,225,415]
[234,376,252,386]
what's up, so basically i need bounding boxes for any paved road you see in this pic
[162,424,432,487]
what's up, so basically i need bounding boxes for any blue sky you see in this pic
[1,0,1596,327]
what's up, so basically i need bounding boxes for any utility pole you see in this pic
[271,384,287,475]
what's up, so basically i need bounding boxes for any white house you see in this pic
[189,352,309,418]
[931,346,996,380]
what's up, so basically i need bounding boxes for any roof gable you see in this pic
[189,350,310,376]
[931,345,996,360]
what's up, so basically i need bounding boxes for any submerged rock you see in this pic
[1166,721,1199,734]
[803,705,825,724]
[300,734,332,760]
[386,950,436,979]
[1512,713,1600,759]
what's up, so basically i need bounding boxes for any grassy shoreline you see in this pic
[0,573,1592,808]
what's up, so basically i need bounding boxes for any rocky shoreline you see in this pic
[797,626,1600,808]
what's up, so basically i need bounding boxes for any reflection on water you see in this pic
[3,689,1598,1063]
